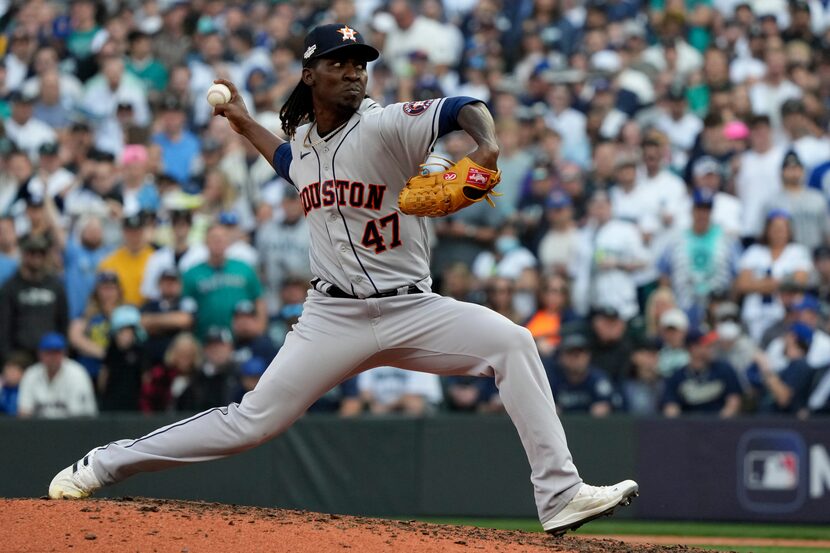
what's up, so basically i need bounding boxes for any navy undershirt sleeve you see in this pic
[271,142,294,185]
[438,96,484,138]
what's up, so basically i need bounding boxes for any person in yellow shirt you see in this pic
[97,214,155,306]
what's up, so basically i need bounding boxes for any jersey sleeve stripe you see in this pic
[272,142,295,185]
[437,96,483,138]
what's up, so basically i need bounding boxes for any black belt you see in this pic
[313,278,423,299]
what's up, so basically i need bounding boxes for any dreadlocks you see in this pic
[280,80,315,139]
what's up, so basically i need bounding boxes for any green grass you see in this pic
[415,518,830,541]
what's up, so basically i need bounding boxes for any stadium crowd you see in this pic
[1,0,830,420]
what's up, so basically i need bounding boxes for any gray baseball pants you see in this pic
[92,291,582,522]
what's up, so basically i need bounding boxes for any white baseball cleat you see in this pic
[542,479,639,536]
[48,448,104,499]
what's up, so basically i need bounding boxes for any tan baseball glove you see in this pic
[398,155,502,217]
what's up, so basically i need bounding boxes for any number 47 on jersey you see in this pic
[362,213,401,254]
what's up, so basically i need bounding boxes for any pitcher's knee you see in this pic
[487,323,536,356]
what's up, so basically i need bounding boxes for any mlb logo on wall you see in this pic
[737,430,808,514]
[745,451,798,490]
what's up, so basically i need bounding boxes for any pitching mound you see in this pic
[2,498,709,552]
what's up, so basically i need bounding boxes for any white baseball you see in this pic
[206,83,232,106]
[420,154,454,175]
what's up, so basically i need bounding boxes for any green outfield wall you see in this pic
[1,415,827,522]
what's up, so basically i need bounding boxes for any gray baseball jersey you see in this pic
[287,97,443,296]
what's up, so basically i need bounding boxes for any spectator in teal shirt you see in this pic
[126,31,169,95]
[650,0,714,52]
[182,223,266,339]
[67,0,101,61]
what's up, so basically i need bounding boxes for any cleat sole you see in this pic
[546,490,638,537]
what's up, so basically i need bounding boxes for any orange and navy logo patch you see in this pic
[465,167,491,188]
[402,99,434,116]
[337,26,357,41]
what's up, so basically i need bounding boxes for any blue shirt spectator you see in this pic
[0,353,26,416]
[63,218,113,320]
[152,96,200,185]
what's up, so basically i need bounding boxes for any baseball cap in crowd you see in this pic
[111,305,143,333]
[123,213,144,229]
[693,156,720,178]
[39,142,59,157]
[38,332,66,351]
[782,150,803,169]
[621,19,646,40]
[70,120,92,133]
[560,333,590,351]
[301,23,380,67]
[241,357,267,377]
[95,271,120,285]
[780,99,806,117]
[88,149,115,163]
[26,194,45,208]
[614,153,639,170]
[159,94,184,112]
[780,275,806,294]
[592,78,613,93]
[205,326,234,344]
[789,321,814,350]
[685,327,718,347]
[20,234,50,252]
[665,85,685,101]
[692,188,716,208]
[122,144,149,165]
[592,305,621,319]
[713,301,741,322]
[8,90,36,104]
[766,207,791,221]
[160,0,189,13]
[233,300,256,317]
[633,336,662,351]
[159,267,180,281]
[218,211,239,226]
[792,294,821,313]
[660,308,689,331]
[546,190,572,210]
[531,166,551,182]
[559,163,582,182]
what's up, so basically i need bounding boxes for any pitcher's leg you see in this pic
[91,296,378,486]
[377,295,582,522]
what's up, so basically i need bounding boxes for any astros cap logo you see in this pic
[337,26,357,41]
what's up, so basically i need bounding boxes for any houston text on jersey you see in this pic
[298,180,387,215]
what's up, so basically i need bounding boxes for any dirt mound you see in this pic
[1,498,712,553]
